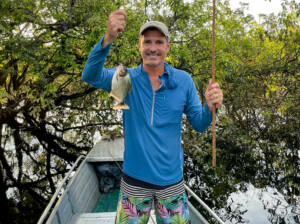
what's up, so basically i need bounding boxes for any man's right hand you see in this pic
[102,9,127,48]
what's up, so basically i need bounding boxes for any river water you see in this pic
[184,152,300,224]
[223,184,299,223]
[3,123,299,223]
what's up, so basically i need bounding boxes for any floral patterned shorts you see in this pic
[115,191,191,224]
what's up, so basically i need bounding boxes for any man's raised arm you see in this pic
[81,9,127,91]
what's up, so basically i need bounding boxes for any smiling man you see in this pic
[140,23,170,66]
[82,9,223,224]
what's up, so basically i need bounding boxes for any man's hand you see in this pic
[205,80,223,112]
[102,9,127,48]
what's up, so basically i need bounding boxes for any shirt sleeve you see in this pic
[184,76,213,133]
[81,36,116,92]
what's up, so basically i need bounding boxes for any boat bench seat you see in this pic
[70,212,116,224]
[70,211,157,224]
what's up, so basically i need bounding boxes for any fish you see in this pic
[110,64,131,110]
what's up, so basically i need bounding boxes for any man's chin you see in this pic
[145,61,163,67]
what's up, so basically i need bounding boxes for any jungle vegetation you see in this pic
[0,0,299,223]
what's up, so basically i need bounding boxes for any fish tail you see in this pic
[113,103,129,110]
[110,91,121,102]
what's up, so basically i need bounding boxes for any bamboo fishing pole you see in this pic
[212,0,216,167]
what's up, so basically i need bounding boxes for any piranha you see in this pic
[110,64,131,110]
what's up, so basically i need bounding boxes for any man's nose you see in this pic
[149,43,157,51]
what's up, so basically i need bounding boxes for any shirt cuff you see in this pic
[90,35,112,56]
[99,35,112,50]
[204,103,218,117]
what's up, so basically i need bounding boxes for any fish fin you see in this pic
[110,91,121,102]
[113,103,129,110]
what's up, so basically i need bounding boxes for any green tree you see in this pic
[0,0,125,223]
[183,0,299,222]
[0,0,299,223]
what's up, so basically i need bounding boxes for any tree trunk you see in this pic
[0,165,15,224]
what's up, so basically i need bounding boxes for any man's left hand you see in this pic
[205,80,223,112]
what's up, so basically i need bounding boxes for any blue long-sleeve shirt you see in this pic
[82,36,213,186]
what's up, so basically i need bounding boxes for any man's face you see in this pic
[139,29,170,68]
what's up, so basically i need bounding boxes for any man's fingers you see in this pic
[108,9,127,35]
[208,79,213,88]
[213,83,220,88]
[114,14,127,21]
[207,80,220,90]
[114,9,127,19]
[205,81,223,111]
[116,26,125,33]
[112,21,126,34]
[207,88,220,98]
[210,82,220,90]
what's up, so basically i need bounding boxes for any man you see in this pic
[82,9,223,224]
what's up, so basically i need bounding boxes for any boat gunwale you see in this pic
[37,155,85,224]
[38,138,225,224]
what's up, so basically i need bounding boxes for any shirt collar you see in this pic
[139,63,177,89]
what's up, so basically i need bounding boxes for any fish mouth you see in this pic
[117,64,128,77]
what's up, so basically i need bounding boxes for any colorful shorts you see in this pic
[115,191,191,224]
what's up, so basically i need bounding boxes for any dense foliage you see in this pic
[0,0,299,223]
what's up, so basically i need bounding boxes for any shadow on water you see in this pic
[182,119,300,224]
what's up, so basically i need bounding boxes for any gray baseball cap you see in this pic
[140,21,169,39]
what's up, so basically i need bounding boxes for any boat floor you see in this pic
[93,189,120,212]
[71,190,208,224]
[70,211,157,224]
[72,189,157,224]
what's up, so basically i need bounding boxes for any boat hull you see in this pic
[43,138,209,224]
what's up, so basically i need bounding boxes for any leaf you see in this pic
[155,201,170,219]
[122,198,138,218]
[171,214,189,224]
[116,206,129,224]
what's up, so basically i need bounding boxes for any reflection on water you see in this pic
[183,145,300,224]
[223,184,299,223]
